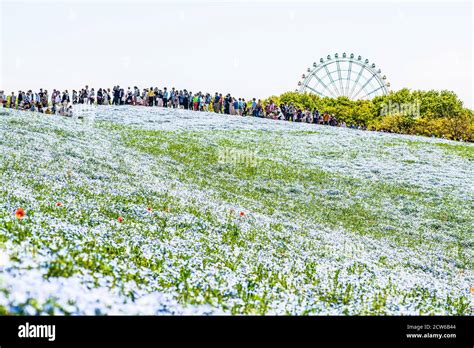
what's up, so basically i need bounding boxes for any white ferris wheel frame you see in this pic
[298,53,390,100]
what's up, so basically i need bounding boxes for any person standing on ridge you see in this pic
[147,87,155,106]
[163,87,169,107]
[213,93,220,113]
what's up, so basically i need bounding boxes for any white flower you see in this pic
[0,250,9,268]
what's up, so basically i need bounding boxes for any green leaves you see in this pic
[262,90,473,141]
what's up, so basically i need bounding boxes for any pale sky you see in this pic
[1,0,473,108]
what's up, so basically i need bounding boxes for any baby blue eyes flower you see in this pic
[0,107,471,315]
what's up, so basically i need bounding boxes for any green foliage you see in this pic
[370,109,474,141]
[263,89,473,141]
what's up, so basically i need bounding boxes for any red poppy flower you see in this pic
[240,211,245,217]
[117,216,123,223]
[15,208,25,220]
[55,202,62,207]
[147,207,153,212]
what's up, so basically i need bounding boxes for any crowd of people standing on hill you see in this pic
[0,86,363,129]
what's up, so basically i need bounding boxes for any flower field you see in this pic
[0,106,472,315]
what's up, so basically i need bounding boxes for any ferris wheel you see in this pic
[297,53,390,100]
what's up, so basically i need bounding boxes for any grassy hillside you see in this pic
[0,106,472,315]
